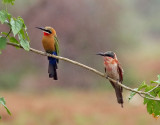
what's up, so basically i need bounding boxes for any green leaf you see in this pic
[9,37,19,44]
[17,17,30,41]
[1,32,8,36]
[19,29,25,39]
[17,28,30,51]
[0,10,8,24]
[151,81,160,84]
[1,32,10,38]
[0,97,11,115]
[152,87,160,96]
[18,17,25,28]
[151,75,160,84]
[158,75,160,82]
[144,98,149,104]
[20,39,30,51]
[153,101,160,116]
[147,101,153,114]
[128,88,138,101]
[18,33,30,51]
[10,18,23,36]
[138,81,147,91]
[7,13,11,21]
[4,105,11,115]
[158,91,160,98]
[2,0,15,5]
[0,97,6,105]
[25,31,30,41]
[145,86,154,92]
[0,37,7,49]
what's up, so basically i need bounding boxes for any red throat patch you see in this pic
[43,32,50,36]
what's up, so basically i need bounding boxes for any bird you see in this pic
[97,51,124,107]
[36,26,59,80]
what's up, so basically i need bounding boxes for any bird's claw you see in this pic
[116,80,119,83]
[106,75,109,79]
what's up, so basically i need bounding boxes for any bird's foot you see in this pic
[44,52,48,56]
[106,75,109,79]
[116,79,120,84]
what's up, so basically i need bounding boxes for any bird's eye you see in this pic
[107,55,113,58]
[48,30,52,34]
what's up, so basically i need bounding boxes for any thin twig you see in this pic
[138,93,159,101]
[7,42,160,101]
[5,28,11,38]
[148,84,160,93]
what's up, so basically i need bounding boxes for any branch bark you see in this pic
[7,42,160,101]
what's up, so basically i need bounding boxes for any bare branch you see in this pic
[7,42,160,101]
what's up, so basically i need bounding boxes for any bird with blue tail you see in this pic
[36,26,59,80]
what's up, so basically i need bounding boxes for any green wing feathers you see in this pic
[54,35,59,63]
[54,35,59,55]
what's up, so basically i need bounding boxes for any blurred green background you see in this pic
[0,0,160,124]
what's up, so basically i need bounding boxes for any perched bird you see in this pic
[36,26,59,80]
[97,51,124,107]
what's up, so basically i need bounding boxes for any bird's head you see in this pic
[97,51,118,64]
[36,26,56,36]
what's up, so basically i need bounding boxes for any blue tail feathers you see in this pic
[48,51,58,80]
[48,52,58,66]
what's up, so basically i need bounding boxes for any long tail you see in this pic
[110,81,123,107]
[48,62,58,80]
[48,52,58,80]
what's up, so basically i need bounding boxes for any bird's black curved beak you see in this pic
[35,27,52,34]
[35,27,45,31]
[96,52,105,56]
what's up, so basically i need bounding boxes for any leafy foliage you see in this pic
[0,3,30,52]
[128,88,138,101]
[0,10,8,24]
[18,33,30,51]
[2,0,15,5]
[0,37,7,49]
[128,81,147,101]
[0,97,11,119]
[9,37,19,44]
[10,17,23,36]
[129,75,160,118]
[0,0,30,118]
